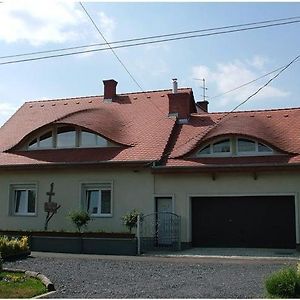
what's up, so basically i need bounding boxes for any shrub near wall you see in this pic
[0,236,30,259]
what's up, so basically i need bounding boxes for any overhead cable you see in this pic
[1,15,300,61]
[1,19,300,66]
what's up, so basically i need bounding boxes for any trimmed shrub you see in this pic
[265,266,300,298]
[122,209,143,233]
[0,236,29,259]
[68,211,91,232]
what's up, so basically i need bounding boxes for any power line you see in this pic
[1,19,300,66]
[79,2,144,94]
[2,15,300,61]
[166,53,300,159]
[208,65,286,100]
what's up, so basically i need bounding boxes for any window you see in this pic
[197,139,232,156]
[10,184,37,216]
[82,183,112,217]
[197,137,274,157]
[56,126,76,148]
[212,139,231,153]
[80,131,107,147]
[237,138,256,152]
[27,126,111,150]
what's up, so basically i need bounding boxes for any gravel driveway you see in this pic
[4,252,297,298]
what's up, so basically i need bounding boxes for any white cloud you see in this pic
[0,102,18,126]
[247,55,269,70]
[97,11,116,41]
[0,1,116,46]
[192,57,289,110]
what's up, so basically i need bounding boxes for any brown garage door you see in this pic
[192,196,296,248]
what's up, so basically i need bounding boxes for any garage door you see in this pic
[192,196,296,248]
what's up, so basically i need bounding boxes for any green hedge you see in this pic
[0,236,29,259]
[265,266,300,298]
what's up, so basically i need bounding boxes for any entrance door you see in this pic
[156,197,173,245]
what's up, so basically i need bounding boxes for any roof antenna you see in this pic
[193,78,208,101]
[201,78,208,101]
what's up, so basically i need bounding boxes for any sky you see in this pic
[1,1,300,126]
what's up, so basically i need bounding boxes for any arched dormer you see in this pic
[195,136,275,157]
[24,125,119,150]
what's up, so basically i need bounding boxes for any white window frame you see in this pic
[10,184,37,216]
[237,137,273,156]
[27,126,113,150]
[81,183,113,217]
[196,136,274,158]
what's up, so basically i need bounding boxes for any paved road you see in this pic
[4,252,298,298]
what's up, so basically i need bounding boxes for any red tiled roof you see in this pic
[169,108,300,158]
[0,89,192,166]
[1,86,300,170]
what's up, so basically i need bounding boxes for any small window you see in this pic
[80,131,108,147]
[237,138,256,152]
[258,143,272,152]
[10,184,37,216]
[57,127,76,148]
[198,145,211,155]
[212,139,231,153]
[39,131,53,148]
[82,183,112,217]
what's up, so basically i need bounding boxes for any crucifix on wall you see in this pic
[44,182,61,231]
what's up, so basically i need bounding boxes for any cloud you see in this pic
[97,11,116,41]
[0,102,18,126]
[192,57,289,110]
[0,1,116,46]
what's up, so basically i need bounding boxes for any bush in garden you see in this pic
[122,209,143,233]
[0,235,29,258]
[265,265,300,298]
[68,211,91,232]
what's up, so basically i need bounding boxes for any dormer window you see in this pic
[196,137,274,157]
[26,126,117,150]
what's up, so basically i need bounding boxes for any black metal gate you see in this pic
[137,212,181,254]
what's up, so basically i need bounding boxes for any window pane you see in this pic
[101,190,111,214]
[96,135,107,147]
[87,190,99,215]
[28,138,38,149]
[198,145,210,155]
[238,138,256,152]
[15,190,26,214]
[57,127,76,148]
[27,190,36,213]
[81,131,96,146]
[39,131,53,148]
[258,143,272,152]
[213,140,231,153]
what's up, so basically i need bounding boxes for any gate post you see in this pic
[177,216,181,251]
[137,214,141,255]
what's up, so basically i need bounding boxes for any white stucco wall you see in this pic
[0,167,154,233]
[154,171,300,243]
[1,167,300,245]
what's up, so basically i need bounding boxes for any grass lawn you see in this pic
[0,271,47,298]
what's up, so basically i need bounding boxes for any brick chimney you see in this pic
[168,92,196,123]
[196,100,209,113]
[103,79,118,102]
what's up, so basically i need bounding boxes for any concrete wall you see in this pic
[1,167,300,245]
[0,167,154,233]
[154,171,300,243]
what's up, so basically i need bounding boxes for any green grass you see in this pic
[0,271,47,298]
